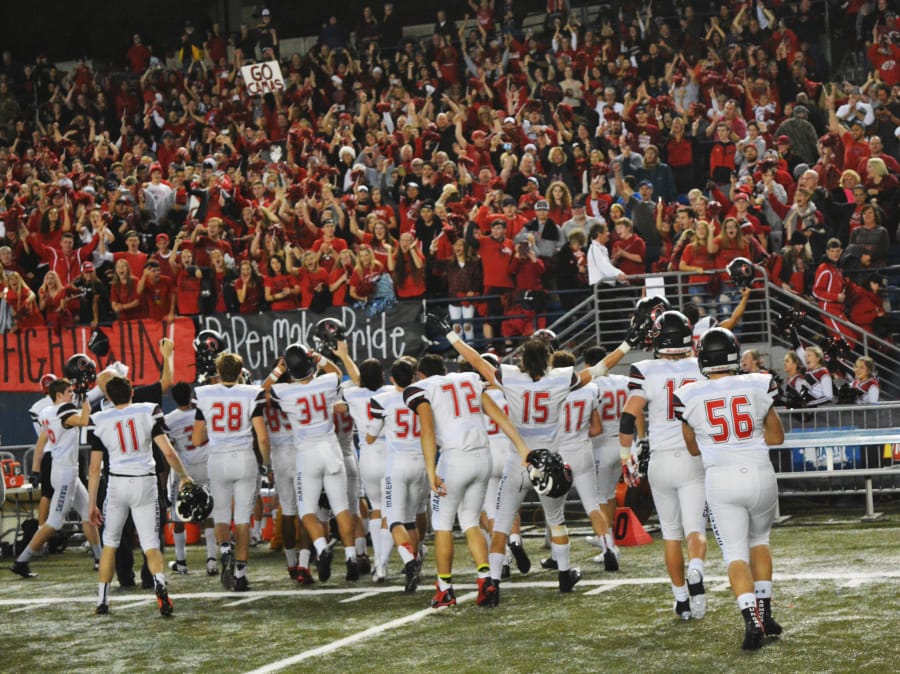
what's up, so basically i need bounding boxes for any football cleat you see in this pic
[687,569,706,619]
[10,561,36,578]
[540,557,558,570]
[95,603,110,615]
[372,564,387,583]
[509,541,531,574]
[674,599,692,620]
[603,548,619,572]
[346,557,360,582]
[758,598,783,636]
[558,568,582,593]
[403,560,420,593]
[206,557,219,576]
[296,567,315,586]
[501,563,511,579]
[431,584,457,609]
[249,532,261,548]
[477,578,500,607]
[316,548,333,582]
[742,606,765,650]
[155,582,173,617]
[220,545,235,591]
[169,560,188,575]
[288,566,300,581]
[233,576,249,592]
[357,554,372,576]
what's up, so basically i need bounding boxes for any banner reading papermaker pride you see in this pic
[196,302,426,379]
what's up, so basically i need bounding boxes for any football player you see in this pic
[674,328,784,650]
[11,378,102,578]
[164,382,217,577]
[406,355,532,608]
[265,341,361,583]
[193,352,270,592]
[618,311,708,620]
[365,357,429,593]
[86,376,194,616]
[28,373,58,527]
[334,400,371,576]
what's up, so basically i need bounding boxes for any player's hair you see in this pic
[681,302,700,325]
[550,350,576,368]
[215,352,244,384]
[583,345,607,366]
[457,356,475,373]
[390,356,417,388]
[49,378,71,400]
[520,336,550,380]
[417,354,447,377]
[171,381,193,407]
[359,358,384,391]
[106,376,133,405]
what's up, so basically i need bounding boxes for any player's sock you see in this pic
[687,558,705,578]
[235,561,247,579]
[509,533,523,546]
[91,544,102,560]
[355,536,367,557]
[380,528,394,566]
[489,552,506,581]
[313,537,327,556]
[98,582,110,605]
[205,528,217,559]
[345,547,357,561]
[672,583,689,602]
[398,543,415,565]
[251,519,262,540]
[754,580,772,599]
[16,547,34,563]
[604,531,617,552]
[737,592,756,611]
[481,528,492,548]
[299,549,312,568]
[551,543,570,572]
[369,519,382,563]
[437,574,453,591]
[173,531,187,562]
[476,563,490,579]
[154,572,167,587]
[285,548,299,568]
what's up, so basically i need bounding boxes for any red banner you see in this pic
[0,318,196,392]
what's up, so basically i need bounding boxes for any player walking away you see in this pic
[339,358,394,582]
[164,382,217,577]
[436,314,640,603]
[87,376,194,616]
[13,377,103,578]
[675,328,785,650]
[407,355,532,609]
[334,401,371,576]
[28,374,58,527]
[365,357,428,593]
[584,345,630,570]
[619,311,709,620]
[265,340,361,583]
[193,353,270,592]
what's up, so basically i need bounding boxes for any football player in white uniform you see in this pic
[365,357,428,593]
[265,341,361,583]
[674,328,784,650]
[437,315,637,602]
[193,353,270,592]
[28,374,58,527]
[619,311,708,620]
[406,355,532,608]
[164,382,216,577]
[684,286,751,352]
[339,358,394,582]
[333,402,371,575]
[86,376,193,616]
[11,378,101,578]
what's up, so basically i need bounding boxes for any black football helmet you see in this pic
[284,342,316,380]
[312,318,347,359]
[631,295,672,348]
[727,256,755,289]
[175,482,214,523]
[63,353,97,395]
[87,327,110,358]
[193,329,226,382]
[698,327,741,376]
[651,311,694,355]
[526,449,573,498]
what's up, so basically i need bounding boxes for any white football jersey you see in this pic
[628,357,701,453]
[89,402,165,475]
[692,315,717,352]
[29,396,53,441]
[342,382,393,451]
[38,402,82,466]
[367,387,421,454]
[404,372,488,453]
[263,401,295,449]
[496,363,578,447]
[333,406,355,455]
[271,372,341,441]
[164,406,208,467]
[592,373,630,446]
[194,383,266,453]
[483,387,514,455]
[553,381,599,453]
[674,373,778,468]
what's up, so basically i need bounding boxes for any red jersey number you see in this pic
[664,378,696,421]
[395,408,421,439]
[295,392,328,425]
[522,391,550,424]
[211,402,244,433]
[600,389,627,422]
[441,381,481,417]
[705,395,754,443]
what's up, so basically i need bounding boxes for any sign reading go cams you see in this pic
[240,60,285,96]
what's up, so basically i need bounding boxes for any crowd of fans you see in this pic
[0,1,897,352]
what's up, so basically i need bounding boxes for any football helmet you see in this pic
[727,256,755,289]
[526,449,573,498]
[698,327,741,376]
[651,311,694,355]
[312,318,347,359]
[63,353,97,395]
[40,373,57,395]
[532,328,559,352]
[87,327,110,358]
[631,296,672,348]
[193,329,225,381]
[424,312,452,346]
[175,482,214,523]
[284,342,316,380]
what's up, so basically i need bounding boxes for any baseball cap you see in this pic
[125,230,139,239]
[81,261,95,272]
[789,231,806,246]
[421,200,435,210]
[261,8,270,16]
[501,196,517,207]
[535,199,550,211]
[357,185,369,192]
[734,192,749,202]
[202,157,217,169]
[503,116,516,125]
[776,135,791,145]
[156,233,169,243]
[638,179,653,189]
[406,181,420,189]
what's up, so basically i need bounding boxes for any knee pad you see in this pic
[549,524,568,538]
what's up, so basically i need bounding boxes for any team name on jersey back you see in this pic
[405,372,488,453]
[90,402,165,475]
[628,357,701,452]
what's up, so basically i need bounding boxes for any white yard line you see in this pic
[339,591,381,603]
[584,585,618,596]
[223,596,267,607]
[245,591,478,673]
[9,603,50,613]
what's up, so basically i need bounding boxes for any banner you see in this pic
[197,303,426,380]
[0,318,196,392]
[240,60,285,96]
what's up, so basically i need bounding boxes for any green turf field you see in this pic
[2,508,898,674]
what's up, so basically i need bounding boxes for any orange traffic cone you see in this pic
[613,507,653,547]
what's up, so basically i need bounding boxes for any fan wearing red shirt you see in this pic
[327,249,357,307]
[294,249,330,310]
[232,259,265,314]
[264,254,301,312]
[110,258,146,320]
[173,247,203,316]
[312,220,349,274]
[813,239,854,341]
[137,260,175,323]
[113,230,148,278]
[189,217,234,268]
[473,219,515,342]
[610,218,646,277]
[389,232,427,300]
